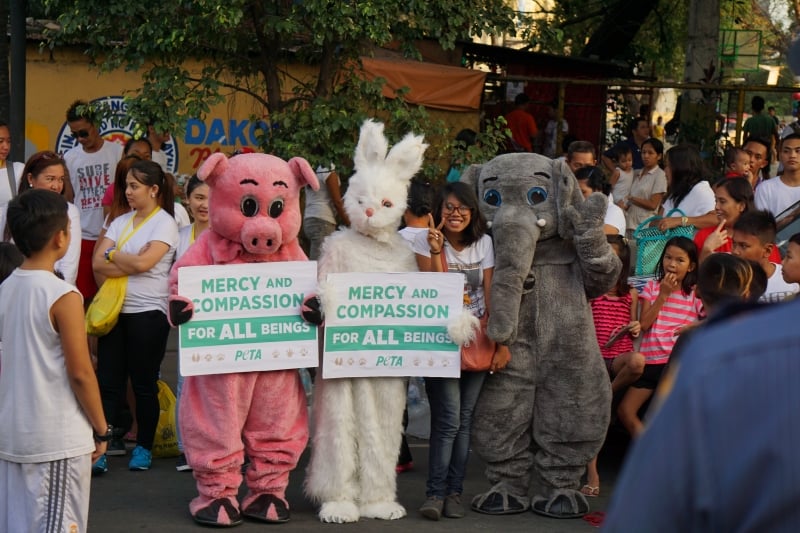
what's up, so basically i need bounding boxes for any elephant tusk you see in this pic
[537,218,546,228]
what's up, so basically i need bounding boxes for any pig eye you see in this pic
[268,198,284,218]
[240,195,259,217]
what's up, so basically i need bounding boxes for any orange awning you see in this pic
[359,57,486,112]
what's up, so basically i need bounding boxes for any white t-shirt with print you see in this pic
[412,232,495,318]
[105,208,178,314]
[64,141,123,240]
[754,176,800,217]
[761,263,800,303]
[662,181,715,218]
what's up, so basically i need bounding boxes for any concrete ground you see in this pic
[88,330,630,532]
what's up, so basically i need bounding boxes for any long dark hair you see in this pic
[655,236,698,295]
[433,181,487,247]
[107,156,140,225]
[665,144,710,207]
[606,234,631,296]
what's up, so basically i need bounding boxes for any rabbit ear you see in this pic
[385,131,428,183]
[353,120,389,172]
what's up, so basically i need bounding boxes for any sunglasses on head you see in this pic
[71,129,90,139]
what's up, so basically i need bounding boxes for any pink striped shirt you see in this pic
[639,279,703,364]
[591,293,635,359]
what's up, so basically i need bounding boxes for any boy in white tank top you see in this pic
[0,189,108,533]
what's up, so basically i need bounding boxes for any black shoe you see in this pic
[175,453,192,472]
[242,494,290,523]
[192,498,243,527]
[106,438,127,456]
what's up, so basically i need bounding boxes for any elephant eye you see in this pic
[268,198,284,218]
[483,189,502,206]
[527,187,547,205]
[240,195,259,217]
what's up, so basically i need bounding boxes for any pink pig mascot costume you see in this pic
[168,152,318,527]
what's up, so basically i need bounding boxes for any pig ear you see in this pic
[197,153,229,187]
[288,157,320,191]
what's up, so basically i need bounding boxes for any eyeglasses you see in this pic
[71,129,90,139]
[443,202,471,215]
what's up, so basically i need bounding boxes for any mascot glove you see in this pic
[168,295,195,327]
[301,294,324,326]
[564,193,606,236]
[448,311,480,346]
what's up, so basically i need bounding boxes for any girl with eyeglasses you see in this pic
[412,181,502,521]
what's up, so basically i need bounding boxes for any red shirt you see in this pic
[694,225,782,262]
[504,109,538,152]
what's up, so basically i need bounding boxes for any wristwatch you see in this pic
[104,246,116,263]
[94,425,114,442]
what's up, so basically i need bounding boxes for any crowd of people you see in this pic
[2,94,800,530]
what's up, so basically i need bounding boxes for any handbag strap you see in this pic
[6,161,16,199]
[116,206,162,249]
[633,214,663,238]
[439,248,448,272]
[664,207,687,218]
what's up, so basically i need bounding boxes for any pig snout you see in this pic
[241,218,282,254]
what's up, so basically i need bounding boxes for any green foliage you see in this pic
[42,0,516,177]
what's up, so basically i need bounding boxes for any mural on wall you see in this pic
[55,96,180,174]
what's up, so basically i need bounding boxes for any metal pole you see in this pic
[9,0,26,163]
[736,88,745,145]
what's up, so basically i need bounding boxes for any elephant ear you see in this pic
[460,163,483,197]
[554,157,584,240]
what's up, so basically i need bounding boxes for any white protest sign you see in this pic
[178,262,318,376]
[322,271,464,379]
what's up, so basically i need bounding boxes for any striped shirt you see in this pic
[639,279,703,364]
[591,293,635,359]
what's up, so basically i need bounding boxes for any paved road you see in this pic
[88,331,629,531]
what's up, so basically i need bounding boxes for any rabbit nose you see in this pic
[365,208,375,217]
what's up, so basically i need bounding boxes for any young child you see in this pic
[583,235,645,497]
[731,210,799,302]
[724,146,752,181]
[781,232,800,285]
[609,144,634,206]
[0,189,108,532]
[617,236,702,437]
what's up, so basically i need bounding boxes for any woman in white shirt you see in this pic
[657,144,717,232]
[91,160,178,473]
[13,151,81,285]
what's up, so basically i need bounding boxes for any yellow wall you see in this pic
[24,43,315,175]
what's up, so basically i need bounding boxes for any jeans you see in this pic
[425,371,486,497]
[97,310,170,450]
[303,217,336,261]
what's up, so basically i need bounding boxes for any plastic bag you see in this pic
[151,380,180,458]
[85,276,127,336]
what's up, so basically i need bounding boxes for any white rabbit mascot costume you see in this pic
[304,120,428,523]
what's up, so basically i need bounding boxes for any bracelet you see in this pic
[681,216,689,226]
[430,250,441,255]
[108,249,117,263]
[104,246,116,263]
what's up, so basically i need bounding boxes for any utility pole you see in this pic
[679,0,721,153]
[10,0,26,162]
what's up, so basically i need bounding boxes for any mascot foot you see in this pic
[318,500,360,524]
[359,500,407,520]
[470,483,530,515]
[242,494,290,524]
[192,498,243,527]
[531,491,590,519]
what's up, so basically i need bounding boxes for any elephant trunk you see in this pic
[488,206,540,345]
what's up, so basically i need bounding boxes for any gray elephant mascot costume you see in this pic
[462,153,621,518]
